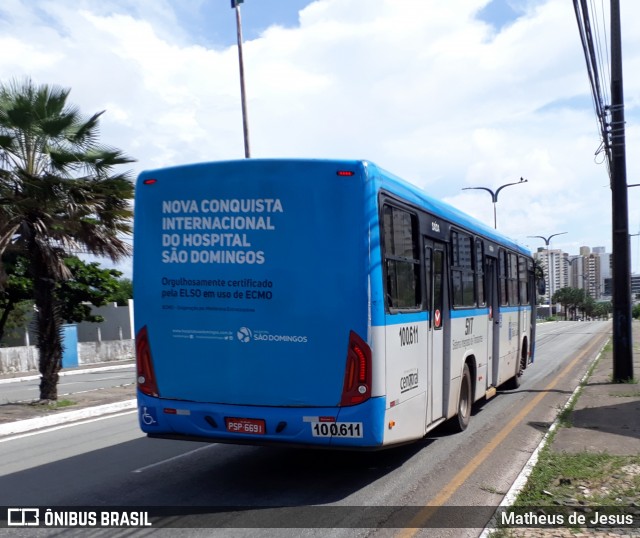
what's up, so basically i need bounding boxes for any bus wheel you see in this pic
[505,351,526,390]
[451,363,472,432]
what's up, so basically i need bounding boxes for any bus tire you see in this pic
[451,363,472,432]
[505,350,526,390]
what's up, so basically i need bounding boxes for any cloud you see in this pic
[0,0,639,277]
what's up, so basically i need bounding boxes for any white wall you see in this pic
[0,340,134,374]
[76,300,134,342]
[0,300,136,374]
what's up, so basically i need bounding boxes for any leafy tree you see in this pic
[552,287,585,320]
[581,294,596,319]
[552,287,570,319]
[0,252,32,341]
[593,301,612,320]
[0,78,134,401]
[56,257,122,323]
[533,258,546,300]
[109,277,133,306]
[632,303,640,320]
[0,255,125,343]
[0,300,33,344]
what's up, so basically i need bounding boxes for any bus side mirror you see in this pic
[537,279,546,295]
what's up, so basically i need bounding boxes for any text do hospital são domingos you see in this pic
[160,198,284,265]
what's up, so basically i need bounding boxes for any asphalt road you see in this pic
[0,321,611,537]
[0,366,135,404]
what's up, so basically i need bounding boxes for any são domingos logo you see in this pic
[236,327,252,343]
[236,327,308,344]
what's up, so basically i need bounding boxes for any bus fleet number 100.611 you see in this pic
[311,422,363,438]
[399,325,419,347]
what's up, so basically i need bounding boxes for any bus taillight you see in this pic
[136,325,159,397]
[340,331,372,406]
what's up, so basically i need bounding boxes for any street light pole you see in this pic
[567,255,584,290]
[528,232,568,319]
[567,256,586,319]
[232,0,250,158]
[462,178,528,229]
[630,231,640,297]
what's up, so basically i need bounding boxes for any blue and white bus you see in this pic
[133,159,536,449]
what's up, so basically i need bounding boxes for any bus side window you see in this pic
[382,205,422,310]
[519,256,529,304]
[499,249,508,306]
[451,230,475,307]
[476,239,485,306]
[508,253,519,306]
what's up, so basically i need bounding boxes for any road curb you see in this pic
[0,363,134,385]
[478,336,610,537]
[0,399,137,438]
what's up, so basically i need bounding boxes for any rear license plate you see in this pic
[225,417,266,435]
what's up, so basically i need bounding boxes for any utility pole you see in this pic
[610,0,633,381]
[232,0,250,158]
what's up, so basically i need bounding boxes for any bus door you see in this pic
[485,256,500,388]
[424,239,446,425]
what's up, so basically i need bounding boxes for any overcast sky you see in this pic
[1,0,639,278]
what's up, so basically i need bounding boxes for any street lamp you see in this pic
[231,0,250,158]
[567,256,587,319]
[630,232,640,280]
[567,256,583,290]
[462,177,528,229]
[528,232,568,320]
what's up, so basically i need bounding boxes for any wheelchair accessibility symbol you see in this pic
[141,406,157,426]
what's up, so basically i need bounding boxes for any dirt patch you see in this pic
[0,384,136,424]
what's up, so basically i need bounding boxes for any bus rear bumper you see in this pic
[137,391,386,449]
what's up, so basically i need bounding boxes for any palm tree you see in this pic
[552,287,585,320]
[533,258,546,303]
[0,78,134,401]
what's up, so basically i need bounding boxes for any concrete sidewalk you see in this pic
[552,334,640,456]
[485,322,640,538]
[0,360,136,436]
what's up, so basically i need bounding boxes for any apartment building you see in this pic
[534,248,569,304]
[535,245,608,301]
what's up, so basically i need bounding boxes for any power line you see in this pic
[573,0,611,171]
[592,0,611,104]
[574,0,633,381]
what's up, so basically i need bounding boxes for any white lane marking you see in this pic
[0,410,138,443]
[61,381,96,386]
[132,445,215,473]
[3,385,135,405]
[75,375,132,381]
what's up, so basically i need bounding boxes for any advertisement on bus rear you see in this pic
[134,161,369,406]
[158,197,284,324]
[155,195,312,344]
